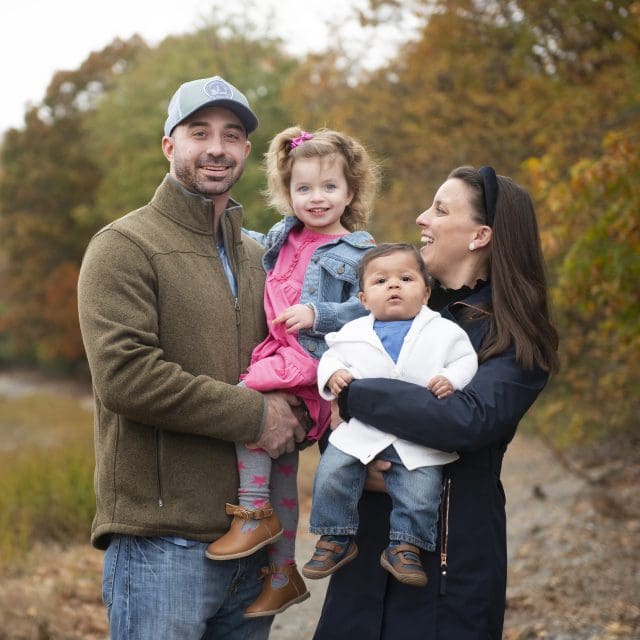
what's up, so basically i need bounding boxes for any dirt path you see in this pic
[0,410,638,638]
[502,436,639,640]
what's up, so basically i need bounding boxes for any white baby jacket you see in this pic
[317,305,478,470]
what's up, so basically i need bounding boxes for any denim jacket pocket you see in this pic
[318,255,359,298]
[320,254,359,280]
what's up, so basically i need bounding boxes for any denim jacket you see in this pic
[244,216,375,358]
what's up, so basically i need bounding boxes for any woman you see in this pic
[312,166,559,639]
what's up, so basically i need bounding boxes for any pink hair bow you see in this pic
[290,131,313,149]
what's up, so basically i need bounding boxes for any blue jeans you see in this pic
[102,535,273,640]
[309,444,443,551]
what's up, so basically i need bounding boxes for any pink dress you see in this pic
[241,226,334,441]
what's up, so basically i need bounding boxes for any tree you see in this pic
[0,19,302,366]
[0,37,148,365]
[85,21,300,233]
[321,0,640,240]
[525,130,640,443]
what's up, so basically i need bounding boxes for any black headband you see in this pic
[479,165,498,227]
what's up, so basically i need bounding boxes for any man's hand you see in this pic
[327,369,353,397]
[364,459,391,493]
[427,374,454,399]
[272,304,315,334]
[253,392,306,457]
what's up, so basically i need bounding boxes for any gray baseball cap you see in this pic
[164,76,258,137]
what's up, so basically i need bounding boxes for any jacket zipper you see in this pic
[215,221,243,385]
[219,220,241,329]
[155,428,164,508]
[439,477,451,595]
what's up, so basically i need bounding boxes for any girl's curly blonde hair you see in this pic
[264,126,380,232]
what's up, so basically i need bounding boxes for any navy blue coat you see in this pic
[313,286,549,640]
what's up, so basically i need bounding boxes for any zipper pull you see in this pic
[439,553,447,595]
[234,297,240,326]
[439,477,451,595]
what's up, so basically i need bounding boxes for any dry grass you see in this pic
[0,392,94,567]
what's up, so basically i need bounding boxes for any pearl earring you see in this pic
[469,242,476,251]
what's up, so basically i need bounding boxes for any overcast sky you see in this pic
[2,0,398,135]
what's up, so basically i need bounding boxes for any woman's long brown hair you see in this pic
[449,166,560,374]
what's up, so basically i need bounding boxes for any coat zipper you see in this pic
[439,477,451,595]
[215,220,243,383]
[218,219,241,328]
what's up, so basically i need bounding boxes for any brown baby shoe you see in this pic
[379,543,427,587]
[301,536,358,579]
[244,563,310,618]
[205,503,283,560]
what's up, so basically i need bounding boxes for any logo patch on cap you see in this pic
[203,79,233,99]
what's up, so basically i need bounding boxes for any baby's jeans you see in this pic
[309,443,442,551]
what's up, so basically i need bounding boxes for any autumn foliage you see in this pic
[0,0,638,443]
[528,131,640,443]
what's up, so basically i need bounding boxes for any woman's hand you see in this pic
[364,459,391,493]
[272,304,315,333]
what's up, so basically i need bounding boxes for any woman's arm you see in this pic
[342,346,548,453]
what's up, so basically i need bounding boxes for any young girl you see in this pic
[205,126,379,617]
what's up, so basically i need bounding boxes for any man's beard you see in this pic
[174,156,243,199]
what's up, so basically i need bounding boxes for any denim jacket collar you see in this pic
[277,215,375,248]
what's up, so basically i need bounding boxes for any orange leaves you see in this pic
[40,262,84,363]
[527,129,640,443]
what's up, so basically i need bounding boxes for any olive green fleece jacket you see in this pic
[78,175,268,550]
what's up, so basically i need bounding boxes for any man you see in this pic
[77,75,306,639]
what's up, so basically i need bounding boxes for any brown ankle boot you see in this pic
[205,503,283,560]
[244,564,310,618]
